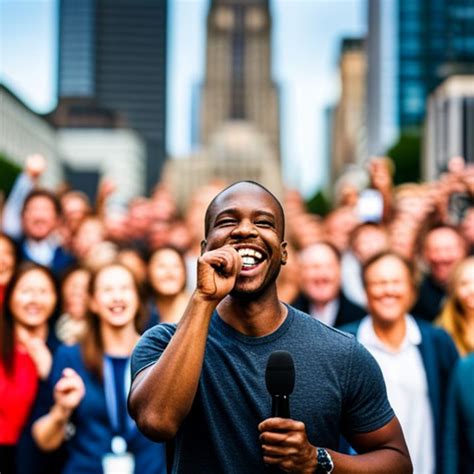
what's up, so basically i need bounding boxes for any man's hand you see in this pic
[25,154,47,180]
[196,245,242,302]
[258,418,317,473]
[53,368,85,418]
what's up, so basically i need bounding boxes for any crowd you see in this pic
[0,152,473,473]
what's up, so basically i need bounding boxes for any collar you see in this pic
[358,314,421,353]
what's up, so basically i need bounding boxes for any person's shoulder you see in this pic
[131,323,178,380]
[415,317,455,343]
[140,322,177,342]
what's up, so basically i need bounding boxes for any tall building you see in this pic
[423,75,474,180]
[58,0,167,192]
[331,38,367,184]
[164,0,282,211]
[398,0,474,128]
[366,0,398,156]
[200,0,280,157]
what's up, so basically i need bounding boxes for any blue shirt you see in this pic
[132,305,394,473]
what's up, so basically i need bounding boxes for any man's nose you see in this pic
[231,219,258,237]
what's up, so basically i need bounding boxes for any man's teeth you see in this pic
[237,248,263,259]
[242,256,258,267]
[237,248,264,268]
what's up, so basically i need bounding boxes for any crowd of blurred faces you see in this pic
[0,153,473,473]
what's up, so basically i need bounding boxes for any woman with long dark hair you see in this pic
[0,263,60,473]
[33,262,166,473]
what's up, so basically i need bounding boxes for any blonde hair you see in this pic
[437,256,474,356]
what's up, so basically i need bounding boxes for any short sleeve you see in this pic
[131,323,176,381]
[341,339,395,436]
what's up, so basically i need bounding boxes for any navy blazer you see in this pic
[17,236,76,277]
[342,318,459,473]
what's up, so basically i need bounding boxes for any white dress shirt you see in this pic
[309,299,339,327]
[357,315,435,474]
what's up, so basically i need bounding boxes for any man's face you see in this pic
[22,196,58,241]
[353,227,388,264]
[299,244,340,306]
[424,228,466,285]
[204,183,287,296]
[365,255,414,324]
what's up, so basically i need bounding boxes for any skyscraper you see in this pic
[200,0,280,157]
[331,38,367,183]
[164,0,282,211]
[398,0,474,128]
[58,0,167,192]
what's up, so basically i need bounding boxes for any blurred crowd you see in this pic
[1,153,473,473]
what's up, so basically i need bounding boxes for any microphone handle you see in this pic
[271,394,290,418]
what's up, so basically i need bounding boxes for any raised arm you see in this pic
[128,245,241,441]
[33,368,85,451]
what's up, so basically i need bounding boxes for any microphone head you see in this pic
[265,350,295,396]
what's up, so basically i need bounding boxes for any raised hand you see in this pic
[196,245,242,302]
[54,368,86,417]
[259,418,317,473]
[25,154,47,180]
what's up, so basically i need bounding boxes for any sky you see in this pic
[0,0,366,198]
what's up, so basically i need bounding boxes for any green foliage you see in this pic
[306,189,331,217]
[0,153,22,198]
[387,131,421,185]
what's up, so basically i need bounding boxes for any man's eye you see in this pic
[256,220,273,227]
[217,219,235,226]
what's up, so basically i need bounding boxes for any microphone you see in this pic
[265,351,295,418]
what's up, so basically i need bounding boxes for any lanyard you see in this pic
[103,356,136,437]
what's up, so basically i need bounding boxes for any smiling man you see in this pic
[128,181,412,473]
[342,251,459,473]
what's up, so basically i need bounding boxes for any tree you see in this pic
[0,153,22,199]
[386,130,421,184]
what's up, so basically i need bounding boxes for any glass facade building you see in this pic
[58,0,168,191]
[398,0,474,127]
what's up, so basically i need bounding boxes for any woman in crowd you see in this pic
[437,256,474,355]
[0,232,18,306]
[147,246,190,325]
[0,263,61,473]
[32,262,166,473]
[55,266,91,345]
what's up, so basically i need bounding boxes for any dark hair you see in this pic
[81,262,147,380]
[0,232,19,272]
[204,180,285,238]
[0,263,59,374]
[361,250,416,289]
[148,245,187,296]
[22,188,61,216]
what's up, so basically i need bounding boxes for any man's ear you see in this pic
[281,241,288,265]
[200,239,207,255]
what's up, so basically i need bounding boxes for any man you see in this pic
[343,251,459,473]
[293,241,365,327]
[129,181,412,473]
[2,154,75,274]
[412,225,467,321]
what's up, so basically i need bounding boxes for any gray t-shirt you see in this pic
[131,305,394,473]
